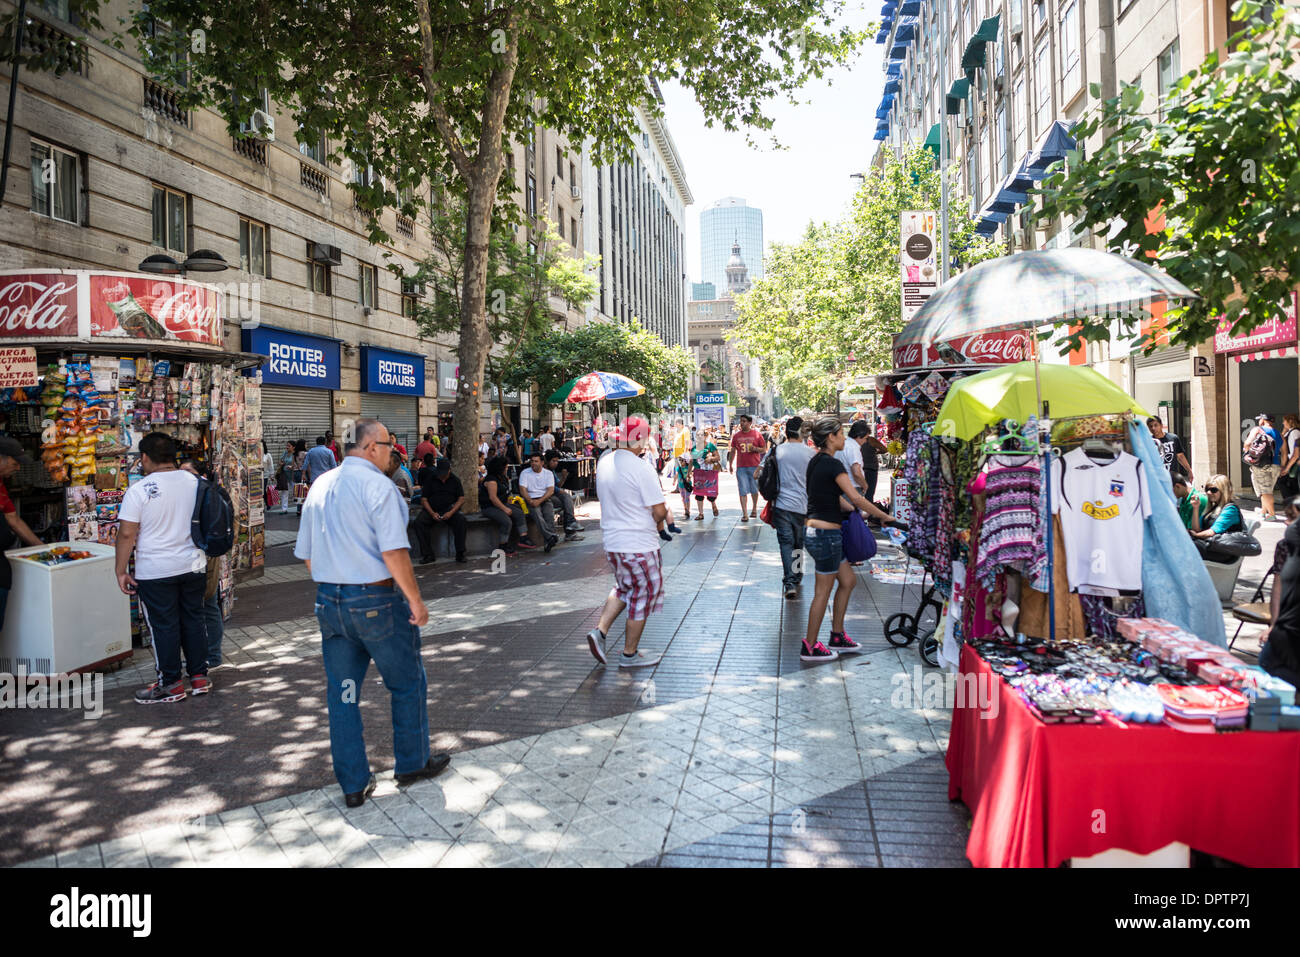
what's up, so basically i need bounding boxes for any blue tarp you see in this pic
[1128,420,1229,648]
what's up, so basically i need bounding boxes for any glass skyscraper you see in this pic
[699,197,763,296]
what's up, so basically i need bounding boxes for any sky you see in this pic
[660,1,884,285]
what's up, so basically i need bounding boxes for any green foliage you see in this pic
[1037,1,1300,349]
[508,320,696,416]
[730,144,1002,409]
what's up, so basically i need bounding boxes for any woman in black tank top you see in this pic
[800,417,897,663]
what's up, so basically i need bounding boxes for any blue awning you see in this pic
[876,99,894,120]
[973,219,1000,237]
[889,43,910,59]
[875,27,891,42]
[873,128,890,141]
[987,170,1031,211]
[883,78,900,95]
[895,21,916,41]
[881,1,898,13]
[899,0,922,13]
[1025,120,1077,177]
[886,60,902,76]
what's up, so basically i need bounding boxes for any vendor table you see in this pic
[945,644,1300,868]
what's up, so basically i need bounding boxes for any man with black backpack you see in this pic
[770,416,815,599]
[116,432,213,704]
[1244,412,1282,521]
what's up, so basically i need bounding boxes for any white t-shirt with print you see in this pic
[836,440,865,491]
[596,449,665,554]
[519,466,555,500]
[118,468,205,581]
[1052,448,1151,594]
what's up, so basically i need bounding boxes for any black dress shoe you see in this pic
[456,554,467,563]
[419,556,435,565]
[343,774,377,808]
[395,753,451,786]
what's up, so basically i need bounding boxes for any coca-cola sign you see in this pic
[0,270,224,347]
[892,330,1033,371]
[0,275,79,336]
[89,274,221,344]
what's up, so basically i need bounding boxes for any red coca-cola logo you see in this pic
[91,276,220,344]
[893,342,922,368]
[962,332,1031,361]
[0,276,79,336]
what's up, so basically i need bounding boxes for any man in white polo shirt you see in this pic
[519,449,560,552]
[586,415,668,669]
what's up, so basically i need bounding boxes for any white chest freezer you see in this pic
[0,542,133,675]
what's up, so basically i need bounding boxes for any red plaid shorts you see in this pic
[606,550,665,621]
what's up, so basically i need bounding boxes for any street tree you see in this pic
[507,320,697,420]
[730,144,1001,408]
[1036,0,1300,349]
[404,196,598,477]
[96,0,866,502]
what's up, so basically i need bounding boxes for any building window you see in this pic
[306,243,331,295]
[1013,75,1027,156]
[1157,38,1181,118]
[239,217,268,276]
[151,184,187,254]
[571,217,578,247]
[996,105,1007,177]
[299,127,327,165]
[29,140,80,224]
[1059,1,1080,99]
[359,263,377,309]
[351,158,375,187]
[1033,0,1046,30]
[33,0,71,17]
[142,9,188,88]
[1033,38,1052,134]
[401,278,422,318]
[526,173,536,218]
[569,161,576,186]
[556,146,563,180]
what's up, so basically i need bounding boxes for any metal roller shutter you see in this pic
[360,393,419,450]
[261,384,333,452]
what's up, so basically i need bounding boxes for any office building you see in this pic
[699,197,763,299]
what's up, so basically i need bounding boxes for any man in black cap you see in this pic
[0,436,41,629]
[413,456,467,563]
[0,436,42,551]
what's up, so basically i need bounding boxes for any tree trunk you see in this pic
[452,179,496,513]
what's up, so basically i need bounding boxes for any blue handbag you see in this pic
[841,511,877,563]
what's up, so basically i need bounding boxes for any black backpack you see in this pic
[757,445,781,501]
[191,476,235,557]
[1245,428,1275,467]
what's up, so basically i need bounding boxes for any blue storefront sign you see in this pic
[695,392,727,405]
[242,326,340,390]
[360,345,424,396]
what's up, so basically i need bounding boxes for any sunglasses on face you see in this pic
[1205,487,1220,495]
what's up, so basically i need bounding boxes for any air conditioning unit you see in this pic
[246,109,276,141]
[570,184,581,199]
[1012,228,1028,249]
[311,243,342,265]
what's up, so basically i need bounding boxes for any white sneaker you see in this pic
[617,650,661,669]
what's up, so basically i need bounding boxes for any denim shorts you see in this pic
[804,525,844,574]
[735,465,760,497]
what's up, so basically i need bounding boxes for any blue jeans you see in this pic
[772,507,806,587]
[204,589,223,668]
[315,583,430,795]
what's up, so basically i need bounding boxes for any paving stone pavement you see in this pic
[4,471,973,868]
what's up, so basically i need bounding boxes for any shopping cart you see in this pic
[882,546,942,667]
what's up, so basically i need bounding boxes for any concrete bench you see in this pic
[405,511,500,558]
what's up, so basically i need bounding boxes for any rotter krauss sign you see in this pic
[361,345,424,396]
[241,326,340,389]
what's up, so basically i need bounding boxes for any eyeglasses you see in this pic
[371,441,393,450]
[1205,487,1220,495]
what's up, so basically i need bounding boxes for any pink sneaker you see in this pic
[828,632,863,654]
[800,640,838,663]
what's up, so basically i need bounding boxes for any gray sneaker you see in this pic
[586,628,607,665]
[617,650,661,669]
[565,532,585,542]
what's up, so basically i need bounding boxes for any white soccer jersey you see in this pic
[1052,447,1151,594]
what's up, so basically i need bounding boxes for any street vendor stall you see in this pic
[888,250,1296,867]
[0,269,265,672]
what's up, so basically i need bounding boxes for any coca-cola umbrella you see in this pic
[901,249,1196,643]
[893,247,1198,360]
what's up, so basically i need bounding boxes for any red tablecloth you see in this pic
[945,644,1300,867]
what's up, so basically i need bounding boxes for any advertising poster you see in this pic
[900,210,938,324]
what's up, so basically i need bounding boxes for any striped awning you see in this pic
[1236,345,1298,363]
